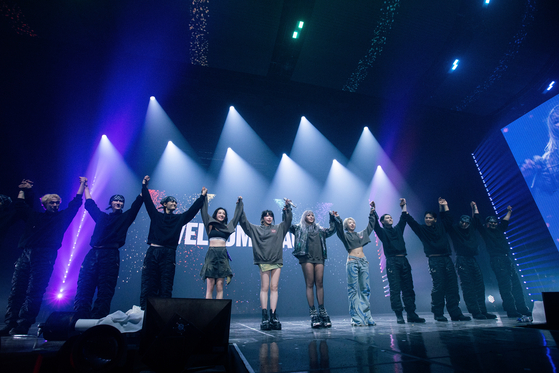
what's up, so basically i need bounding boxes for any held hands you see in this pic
[237,196,243,203]
[370,201,375,210]
[400,198,406,207]
[79,177,88,186]
[331,211,339,217]
[201,187,208,196]
[284,198,292,208]
[143,175,150,186]
[18,179,33,189]
[438,197,447,206]
[507,205,512,212]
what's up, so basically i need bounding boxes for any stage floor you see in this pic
[2,312,558,372]
[229,313,559,373]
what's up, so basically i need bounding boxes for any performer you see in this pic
[333,202,376,327]
[73,181,144,319]
[405,198,471,322]
[200,194,243,299]
[373,199,425,324]
[440,201,496,320]
[0,179,34,242]
[239,199,292,330]
[1,177,85,336]
[475,205,532,318]
[288,209,337,328]
[140,175,206,309]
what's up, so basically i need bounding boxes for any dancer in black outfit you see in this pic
[406,198,470,322]
[73,180,144,319]
[474,205,532,318]
[373,198,425,324]
[140,175,206,309]
[1,177,86,335]
[440,201,496,320]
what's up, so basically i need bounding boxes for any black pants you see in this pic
[74,248,120,319]
[386,256,416,314]
[428,256,462,317]
[140,246,176,309]
[490,255,530,315]
[5,248,57,328]
[456,255,488,315]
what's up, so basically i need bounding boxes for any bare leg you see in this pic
[314,264,325,305]
[260,269,270,309]
[216,278,224,299]
[301,263,316,307]
[269,268,281,312]
[206,278,215,299]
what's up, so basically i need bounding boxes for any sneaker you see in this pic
[451,315,472,321]
[396,312,405,324]
[270,310,281,330]
[435,315,448,322]
[483,313,497,319]
[407,313,426,323]
[318,306,332,328]
[260,309,271,330]
[311,314,322,328]
[367,318,376,326]
[472,314,487,320]
[320,314,332,328]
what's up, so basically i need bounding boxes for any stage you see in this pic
[2,312,559,372]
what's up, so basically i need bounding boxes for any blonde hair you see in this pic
[343,217,355,231]
[41,194,61,207]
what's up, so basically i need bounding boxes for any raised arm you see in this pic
[227,196,244,230]
[77,177,87,196]
[503,205,512,221]
[200,194,211,233]
[179,186,206,224]
[438,197,448,212]
[84,182,92,200]
[279,198,293,233]
[400,198,407,213]
[141,175,158,217]
[364,201,376,236]
[323,211,337,238]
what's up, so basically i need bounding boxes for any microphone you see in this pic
[284,198,297,208]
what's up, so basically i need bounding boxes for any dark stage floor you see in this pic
[2,313,558,372]
[229,313,559,373]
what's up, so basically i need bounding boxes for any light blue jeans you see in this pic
[346,255,374,325]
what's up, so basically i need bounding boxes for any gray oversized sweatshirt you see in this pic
[239,205,292,265]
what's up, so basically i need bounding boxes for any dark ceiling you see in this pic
[3,0,559,118]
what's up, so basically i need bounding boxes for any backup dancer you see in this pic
[73,181,144,319]
[333,202,376,327]
[372,199,425,324]
[288,209,337,328]
[200,194,243,299]
[440,201,496,320]
[239,199,292,330]
[406,198,470,322]
[474,205,532,318]
[1,177,85,336]
[140,175,206,309]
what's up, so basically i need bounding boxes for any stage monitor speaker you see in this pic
[542,292,559,327]
[140,298,232,371]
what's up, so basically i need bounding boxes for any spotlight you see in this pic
[229,106,234,110]
[293,31,299,39]
[488,295,495,303]
[57,293,64,300]
[150,96,155,101]
[168,140,173,145]
[102,134,107,139]
[451,59,459,71]
[543,81,555,94]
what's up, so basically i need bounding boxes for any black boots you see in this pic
[318,305,332,328]
[310,306,321,328]
[269,310,281,330]
[396,311,405,324]
[261,309,271,330]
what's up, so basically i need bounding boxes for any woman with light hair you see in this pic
[521,104,559,194]
[333,201,376,326]
[288,209,337,328]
